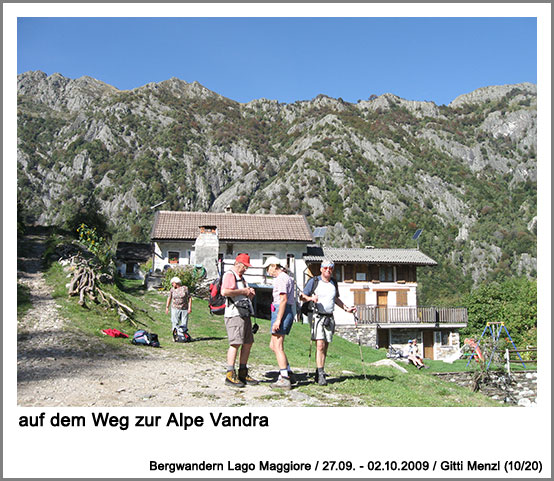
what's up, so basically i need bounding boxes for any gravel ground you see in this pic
[16,234,342,407]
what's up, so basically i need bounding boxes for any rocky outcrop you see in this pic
[17,70,116,112]
[449,82,536,107]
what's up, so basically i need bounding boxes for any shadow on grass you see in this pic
[325,373,391,384]
[261,369,390,388]
[190,336,227,342]
[117,280,149,296]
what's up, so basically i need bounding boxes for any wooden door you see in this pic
[423,331,434,360]
[377,291,388,323]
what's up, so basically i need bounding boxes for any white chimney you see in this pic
[193,226,219,278]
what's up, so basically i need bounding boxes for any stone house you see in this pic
[303,246,467,361]
[115,242,152,279]
[150,210,314,317]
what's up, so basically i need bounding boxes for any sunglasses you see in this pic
[321,266,334,270]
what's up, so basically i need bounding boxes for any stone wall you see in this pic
[433,371,538,406]
[336,326,462,361]
[335,325,377,347]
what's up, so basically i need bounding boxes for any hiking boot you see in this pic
[238,367,259,386]
[225,370,245,388]
[315,370,328,386]
[271,376,292,390]
[288,371,297,385]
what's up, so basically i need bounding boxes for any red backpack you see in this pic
[209,262,226,315]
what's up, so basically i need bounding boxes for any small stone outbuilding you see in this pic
[115,242,151,280]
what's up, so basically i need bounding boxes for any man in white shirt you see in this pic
[300,259,356,385]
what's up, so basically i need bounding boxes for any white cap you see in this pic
[170,277,182,284]
[321,259,335,268]
[262,256,282,268]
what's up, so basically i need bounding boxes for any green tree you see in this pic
[460,277,537,346]
[63,194,111,240]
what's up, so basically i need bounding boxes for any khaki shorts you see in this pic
[311,313,335,343]
[225,315,254,345]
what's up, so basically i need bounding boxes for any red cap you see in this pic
[235,253,252,267]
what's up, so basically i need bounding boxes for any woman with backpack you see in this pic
[263,256,296,390]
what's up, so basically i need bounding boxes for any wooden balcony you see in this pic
[355,305,468,326]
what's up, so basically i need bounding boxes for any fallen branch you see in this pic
[65,254,138,327]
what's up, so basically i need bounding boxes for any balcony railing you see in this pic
[355,305,468,325]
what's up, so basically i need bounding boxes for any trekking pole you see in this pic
[307,312,314,376]
[353,312,367,380]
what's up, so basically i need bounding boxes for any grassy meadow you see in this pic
[40,262,506,407]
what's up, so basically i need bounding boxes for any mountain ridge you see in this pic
[17,71,537,302]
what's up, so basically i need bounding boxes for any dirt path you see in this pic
[16,234,338,407]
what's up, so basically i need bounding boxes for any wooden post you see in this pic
[505,348,511,374]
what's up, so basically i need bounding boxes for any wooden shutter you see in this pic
[353,290,366,305]
[396,290,408,306]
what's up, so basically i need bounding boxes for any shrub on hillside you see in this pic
[161,266,201,294]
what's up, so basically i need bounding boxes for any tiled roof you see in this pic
[151,211,314,242]
[304,246,437,266]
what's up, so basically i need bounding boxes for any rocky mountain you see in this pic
[17,71,537,302]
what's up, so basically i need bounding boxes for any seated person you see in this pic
[407,339,428,369]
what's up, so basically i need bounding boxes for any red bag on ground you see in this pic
[102,328,129,338]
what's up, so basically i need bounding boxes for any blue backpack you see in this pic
[131,330,160,348]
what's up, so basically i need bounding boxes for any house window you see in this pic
[125,262,135,274]
[396,290,408,307]
[369,265,379,282]
[441,331,451,346]
[262,253,277,265]
[286,254,294,271]
[355,265,367,281]
[379,265,394,282]
[226,244,234,255]
[168,251,179,264]
[344,264,354,282]
[262,254,277,282]
[434,331,442,345]
[396,265,407,282]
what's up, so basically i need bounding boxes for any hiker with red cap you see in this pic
[220,253,259,388]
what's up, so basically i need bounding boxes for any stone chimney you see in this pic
[193,226,219,279]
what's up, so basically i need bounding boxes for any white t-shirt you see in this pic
[314,279,337,314]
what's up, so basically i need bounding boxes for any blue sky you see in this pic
[18,16,537,106]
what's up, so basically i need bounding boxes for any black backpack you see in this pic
[173,325,192,343]
[300,276,339,315]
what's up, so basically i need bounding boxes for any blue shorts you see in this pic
[270,304,294,335]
